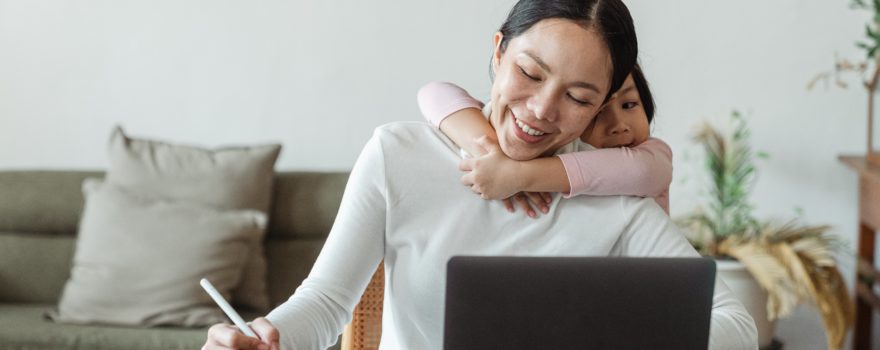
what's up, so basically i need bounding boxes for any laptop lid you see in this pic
[443,256,716,350]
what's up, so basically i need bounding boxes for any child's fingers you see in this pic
[502,198,515,212]
[474,135,502,154]
[478,189,489,199]
[458,159,474,172]
[466,183,481,196]
[513,193,536,218]
[460,174,486,197]
[540,192,553,204]
[524,192,548,214]
[460,173,476,188]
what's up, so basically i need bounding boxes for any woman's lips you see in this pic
[509,111,548,144]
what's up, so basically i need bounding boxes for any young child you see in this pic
[417,64,671,217]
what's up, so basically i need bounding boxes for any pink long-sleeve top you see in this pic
[417,81,672,214]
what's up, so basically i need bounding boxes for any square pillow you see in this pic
[106,127,281,311]
[50,179,267,327]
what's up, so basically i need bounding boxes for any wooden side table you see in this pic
[840,155,880,350]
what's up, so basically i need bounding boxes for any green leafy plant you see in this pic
[677,111,853,349]
[852,0,880,59]
[691,111,761,245]
[807,0,880,90]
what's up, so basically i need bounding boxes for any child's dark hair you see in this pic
[492,0,638,102]
[630,63,655,124]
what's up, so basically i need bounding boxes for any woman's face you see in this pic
[489,18,612,161]
[581,74,650,148]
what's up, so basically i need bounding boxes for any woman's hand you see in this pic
[203,317,280,350]
[459,136,551,217]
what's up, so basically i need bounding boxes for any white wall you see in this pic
[632,2,866,348]
[0,0,870,348]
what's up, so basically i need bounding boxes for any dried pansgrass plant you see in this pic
[677,112,853,349]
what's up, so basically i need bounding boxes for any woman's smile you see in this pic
[510,110,549,143]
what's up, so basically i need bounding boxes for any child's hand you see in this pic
[458,137,551,217]
[502,192,552,218]
[459,136,525,200]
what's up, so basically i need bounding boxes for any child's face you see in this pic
[580,75,650,148]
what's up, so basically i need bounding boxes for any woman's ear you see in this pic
[492,32,504,74]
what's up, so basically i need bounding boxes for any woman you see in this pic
[205,1,758,349]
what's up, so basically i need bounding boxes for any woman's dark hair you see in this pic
[493,0,638,103]
[630,63,655,124]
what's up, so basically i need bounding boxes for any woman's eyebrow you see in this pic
[572,81,601,94]
[523,51,553,73]
[522,51,601,94]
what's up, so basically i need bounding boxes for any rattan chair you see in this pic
[340,261,385,350]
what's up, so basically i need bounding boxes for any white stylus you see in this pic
[200,278,258,338]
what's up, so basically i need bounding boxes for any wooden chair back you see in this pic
[340,261,384,350]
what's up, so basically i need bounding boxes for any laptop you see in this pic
[443,256,716,350]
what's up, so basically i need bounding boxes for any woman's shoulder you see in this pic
[370,121,460,157]
[617,194,669,221]
[372,121,440,143]
[554,138,595,155]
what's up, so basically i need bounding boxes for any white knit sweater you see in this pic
[266,122,758,350]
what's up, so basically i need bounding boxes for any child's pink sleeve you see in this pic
[557,137,673,213]
[417,82,484,127]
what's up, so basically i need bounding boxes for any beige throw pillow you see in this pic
[106,127,280,311]
[51,180,266,327]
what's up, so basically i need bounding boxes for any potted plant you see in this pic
[677,111,854,349]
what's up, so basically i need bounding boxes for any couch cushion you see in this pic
[268,172,348,239]
[51,180,266,327]
[0,170,350,308]
[0,233,75,303]
[264,238,327,307]
[0,304,341,350]
[0,171,350,240]
[106,127,281,213]
[0,171,101,234]
[106,127,281,312]
[0,304,208,350]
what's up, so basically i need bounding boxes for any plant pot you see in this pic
[716,259,776,348]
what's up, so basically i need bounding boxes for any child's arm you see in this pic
[464,138,672,198]
[557,137,673,198]
[462,138,672,215]
[512,139,672,214]
[417,82,493,156]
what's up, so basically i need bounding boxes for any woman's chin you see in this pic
[499,142,540,161]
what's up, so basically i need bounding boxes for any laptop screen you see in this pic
[443,256,716,350]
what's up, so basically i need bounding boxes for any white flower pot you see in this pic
[716,259,776,348]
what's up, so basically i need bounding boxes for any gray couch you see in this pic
[0,170,349,350]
